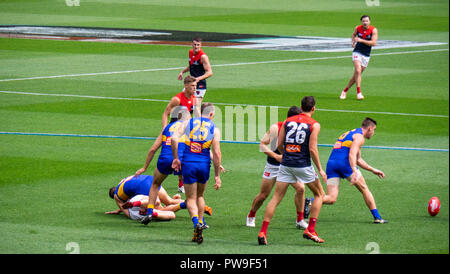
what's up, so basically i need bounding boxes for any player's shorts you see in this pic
[195,89,207,98]
[326,159,361,185]
[352,51,370,67]
[157,156,175,175]
[182,161,210,184]
[276,164,318,184]
[128,195,147,221]
[262,163,280,180]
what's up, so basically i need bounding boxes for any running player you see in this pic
[340,15,378,100]
[162,75,197,128]
[246,106,312,230]
[258,96,327,245]
[177,37,213,117]
[171,102,222,244]
[323,117,387,223]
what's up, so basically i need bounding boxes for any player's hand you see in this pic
[172,158,181,172]
[214,176,222,190]
[219,165,226,173]
[105,210,121,215]
[177,72,183,80]
[372,168,385,179]
[318,170,327,184]
[274,154,283,163]
[134,167,146,177]
[350,171,359,185]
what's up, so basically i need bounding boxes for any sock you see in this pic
[357,87,361,94]
[370,209,381,219]
[248,210,256,218]
[192,215,199,227]
[307,218,317,233]
[297,211,304,222]
[132,201,142,207]
[178,177,184,188]
[343,87,349,92]
[179,201,187,209]
[202,216,206,225]
[152,211,158,218]
[259,221,270,236]
[146,204,154,216]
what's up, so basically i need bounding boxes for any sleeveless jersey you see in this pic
[182,117,215,163]
[354,25,375,57]
[175,91,195,114]
[160,120,186,160]
[266,121,283,166]
[189,49,207,90]
[281,113,318,168]
[114,175,154,201]
[328,128,363,160]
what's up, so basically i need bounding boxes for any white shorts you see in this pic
[277,164,318,184]
[352,52,370,68]
[262,163,280,179]
[195,89,207,98]
[327,169,362,185]
[128,195,147,221]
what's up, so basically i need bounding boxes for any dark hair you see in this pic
[201,102,214,116]
[360,15,370,21]
[109,187,116,199]
[193,37,202,42]
[361,117,377,128]
[287,106,301,118]
[184,75,196,85]
[301,96,316,112]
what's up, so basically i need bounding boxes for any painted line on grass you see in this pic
[1,131,448,152]
[0,48,447,83]
[1,90,448,118]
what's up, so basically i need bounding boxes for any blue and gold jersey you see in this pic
[328,128,363,160]
[114,175,154,201]
[160,120,186,159]
[182,117,215,163]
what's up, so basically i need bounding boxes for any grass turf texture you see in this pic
[0,0,448,254]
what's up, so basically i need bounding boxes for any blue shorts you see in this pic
[182,161,210,184]
[157,156,175,175]
[326,158,353,179]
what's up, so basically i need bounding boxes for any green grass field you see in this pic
[0,0,448,254]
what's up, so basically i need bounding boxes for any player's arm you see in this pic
[349,134,365,184]
[356,151,385,179]
[355,28,378,46]
[171,120,188,171]
[260,123,282,163]
[276,121,287,154]
[209,150,226,173]
[212,127,222,190]
[135,132,163,177]
[178,65,190,80]
[162,97,180,128]
[309,123,327,183]
[113,195,130,218]
[196,54,213,81]
[351,26,358,47]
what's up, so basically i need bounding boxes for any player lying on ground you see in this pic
[323,117,387,223]
[247,105,313,230]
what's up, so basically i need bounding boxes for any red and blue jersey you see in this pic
[354,25,375,57]
[266,121,283,166]
[281,113,318,168]
[189,49,207,90]
[328,128,363,161]
[175,91,195,114]
[182,117,215,163]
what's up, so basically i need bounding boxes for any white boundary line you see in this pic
[0,90,448,118]
[0,48,447,83]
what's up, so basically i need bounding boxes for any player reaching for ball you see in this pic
[340,15,378,100]
[323,117,387,224]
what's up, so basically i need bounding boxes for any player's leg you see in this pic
[350,171,387,223]
[303,177,325,243]
[157,186,182,206]
[322,178,340,205]
[196,182,207,226]
[142,168,168,224]
[247,177,276,227]
[292,182,308,229]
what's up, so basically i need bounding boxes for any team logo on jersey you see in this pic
[286,144,301,153]
[333,141,342,149]
[190,142,202,153]
[165,136,172,146]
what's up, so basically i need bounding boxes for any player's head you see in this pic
[192,37,202,53]
[360,15,371,28]
[361,117,377,139]
[201,102,215,119]
[300,96,316,114]
[109,187,116,199]
[170,106,191,123]
[287,106,301,118]
[184,75,197,94]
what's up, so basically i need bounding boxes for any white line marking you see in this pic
[0,90,448,118]
[0,48,447,82]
